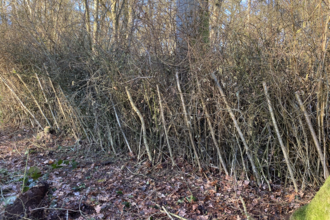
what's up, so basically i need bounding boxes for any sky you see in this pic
[241,0,248,7]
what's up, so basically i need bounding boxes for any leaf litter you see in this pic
[0,129,318,219]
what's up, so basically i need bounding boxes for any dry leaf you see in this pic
[208,180,218,186]
[156,163,163,169]
[95,205,102,214]
[287,192,296,203]
[144,161,152,168]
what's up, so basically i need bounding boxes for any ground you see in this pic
[0,127,318,220]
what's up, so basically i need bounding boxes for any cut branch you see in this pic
[263,82,298,192]
[125,87,152,161]
[295,92,329,179]
[211,71,260,185]
[176,72,202,171]
[195,73,228,175]
[110,94,133,155]
[0,75,42,128]
[16,73,51,127]
[157,85,175,167]
[44,65,67,121]
[35,73,59,130]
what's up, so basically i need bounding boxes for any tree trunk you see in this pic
[92,0,99,51]
[84,0,92,50]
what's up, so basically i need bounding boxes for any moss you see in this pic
[291,205,307,220]
[291,176,330,220]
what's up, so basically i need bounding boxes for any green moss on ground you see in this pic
[291,176,330,220]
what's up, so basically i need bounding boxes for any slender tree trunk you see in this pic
[111,0,118,42]
[92,0,99,51]
[210,0,222,46]
[126,0,135,48]
[176,0,198,57]
[0,0,7,27]
[84,0,92,50]
[247,0,251,22]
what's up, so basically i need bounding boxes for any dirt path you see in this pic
[0,128,316,219]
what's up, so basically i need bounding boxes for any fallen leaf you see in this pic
[192,204,199,211]
[287,192,296,203]
[95,204,102,214]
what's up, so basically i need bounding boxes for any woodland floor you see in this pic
[0,127,319,220]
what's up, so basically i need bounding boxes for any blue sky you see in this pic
[241,0,248,7]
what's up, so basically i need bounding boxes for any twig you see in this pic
[161,206,174,220]
[161,206,188,220]
[106,121,117,155]
[138,126,143,160]
[239,196,256,220]
[0,185,6,203]
[30,207,84,212]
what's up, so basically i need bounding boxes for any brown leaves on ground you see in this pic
[0,130,317,219]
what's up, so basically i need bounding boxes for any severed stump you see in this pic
[4,182,49,220]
